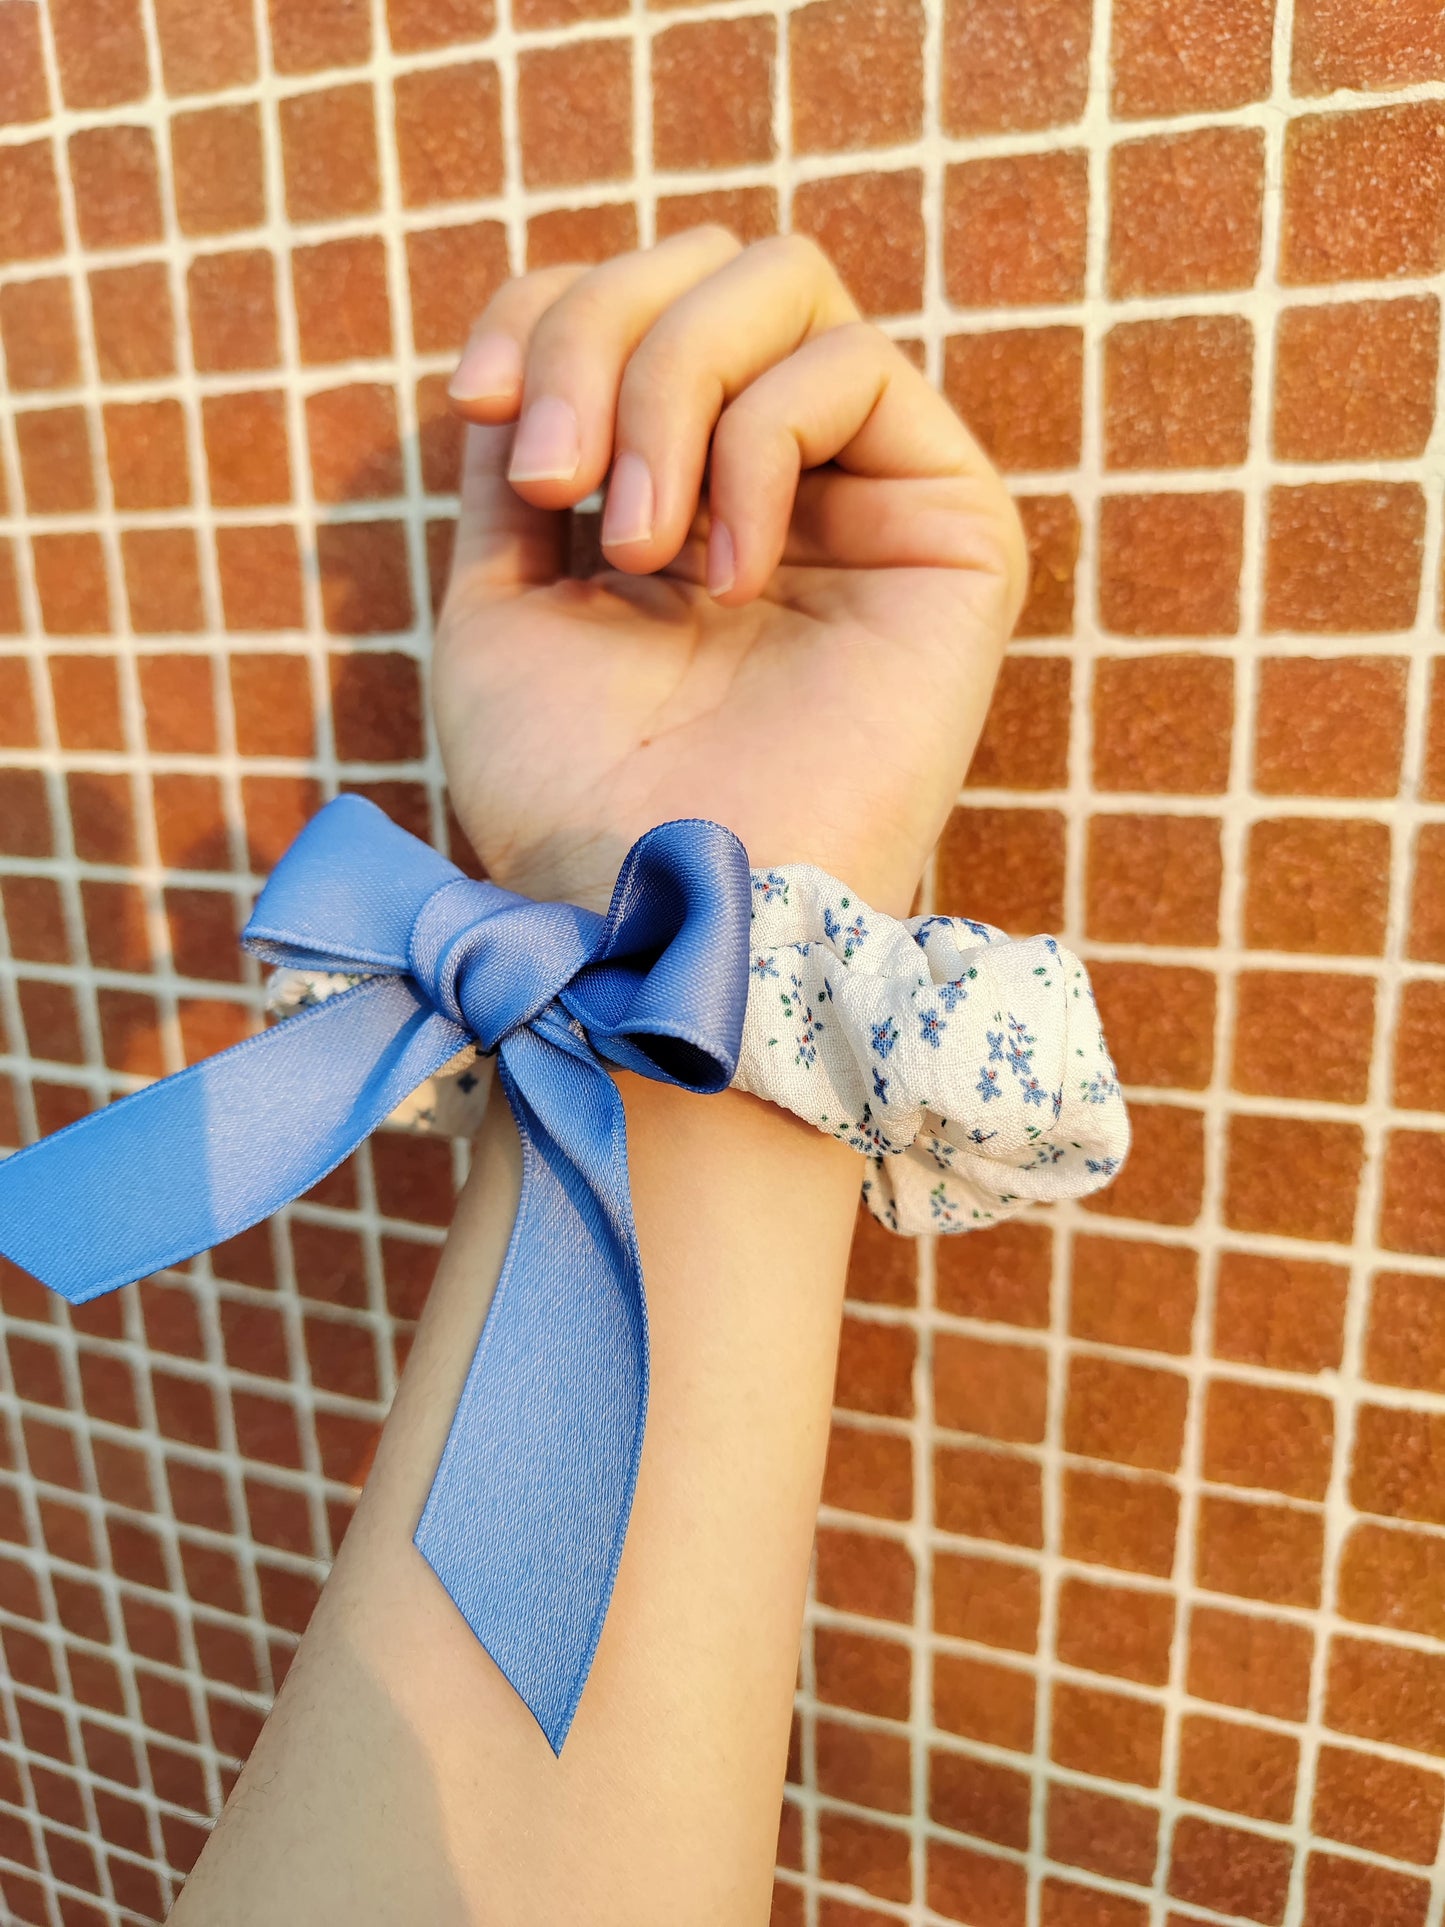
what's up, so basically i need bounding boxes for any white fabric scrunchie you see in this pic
[266,864,1128,1236]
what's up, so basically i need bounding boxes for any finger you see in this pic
[699,323,1024,604]
[597,233,862,574]
[447,262,592,417]
[472,225,745,503]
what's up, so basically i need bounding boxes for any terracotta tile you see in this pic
[1167,1814,1293,1924]
[231,1388,304,1469]
[936,805,1066,934]
[1099,492,1243,637]
[122,527,204,635]
[416,374,464,495]
[1089,961,1216,1089]
[1061,1465,1179,1577]
[816,1625,910,1719]
[518,41,632,187]
[1203,1378,1334,1503]
[0,541,23,634]
[818,1810,910,1904]
[49,654,122,751]
[1424,660,1445,802]
[155,0,256,91]
[138,654,216,754]
[269,0,370,70]
[963,654,1070,791]
[388,0,495,46]
[932,1550,1039,1652]
[217,525,305,632]
[929,1744,1031,1849]
[103,399,191,511]
[304,1316,378,1401]
[790,0,922,153]
[151,771,229,870]
[816,1717,911,1815]
[32,530,110,634]
[1070,1234,1197,1354]
[393,64,502,212]
[1224,1114,1362,1244]
[1343,1519,1445,1643]
[792,170,924,319]
[0,4,49,124]
[427,519,458,618]
[1294,0,1445,90]
[846,1197,918,1306]
[654,17,774,169]
[293,237,393,364]
[0,140,64,263]
[933,1650,1035,1753]
[934,1334,1046,1444]
[242,773,323,868]
[1113,0,1273,116]
[165,888,241,984]
[88,262,176,386]
[1177,1713,1299,1826]
[1051,1679,1163,1788]
[1367,1270,1445,1397]
[1085,813,1220,946]
[1265,484,1424,633]
[1312,1743,1443,1867]
[0,279,80,391]
[941,0,1089,135]
[1327,1633,1445,1757]
[1007,495,1074,638]
[1214,1251,1348,1375]
[1041,1878,1147,1927]
[1409,825,1445,964]
[1282,105,1445,285]
[655,185,779,245]
[226,653,313,760]
[49,0,148,105]
[1352,1403,1445,1528]
[1056,1575,1174,1686]
[165,104,262,241]
[835,1316,914,1420]
[280,85,379,223]
[1066,1356,1188,1474]
[526,202,638,270]
[16,407,96,515]
[1197,1492,1324,1608]
[19,981,84,1064]
[1104,316,1252,469]
[188,250,280,375]
[1109,128,1265,297]
[1304,1853,1430,1927]
[934,1443,1042,1548]
[1256,655,1408,799]
[288,1217,367,1309]
[926,1838,1026,1926]
[67,771,135,863]
[1082,1100,1205,1228]
[1243,817,1390,956]
[407,220,511,355]
[201,392,291,510]
[944,327,1082,472]
[306,384,403,503]
[2,878,68,966]
[1232,969,1375,1104]
[318,523,414,637]
[943,152,1088,307]
[1274,299,1438,462]
[1045,1782,1158,1884]
[328,651,424,762]
[815,1526,914,1624]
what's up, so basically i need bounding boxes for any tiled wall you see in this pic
[0,0,1442,1921]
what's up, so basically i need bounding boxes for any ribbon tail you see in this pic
[0,978,469,1304]
[413,1012,647,1756]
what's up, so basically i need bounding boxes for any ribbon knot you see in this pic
[405,877,590,1052]
[0,794,754,1753]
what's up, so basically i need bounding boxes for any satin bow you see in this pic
[0,795,754,1751]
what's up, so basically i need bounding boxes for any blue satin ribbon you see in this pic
[0,795,753,1751]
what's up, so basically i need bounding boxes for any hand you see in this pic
[434,226,1027,919]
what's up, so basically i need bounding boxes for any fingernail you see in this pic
[508,397,581,481]
[707,518,735,597]
[601,451,654,546]
[448,332,523,402]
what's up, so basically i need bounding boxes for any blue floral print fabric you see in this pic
[266,864,1130,1236]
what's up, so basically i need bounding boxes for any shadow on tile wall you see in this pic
[2,0,1445,1921]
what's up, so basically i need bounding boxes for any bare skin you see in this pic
[169,229,1024,1925]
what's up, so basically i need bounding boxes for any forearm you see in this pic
[171,1066,862,1926]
